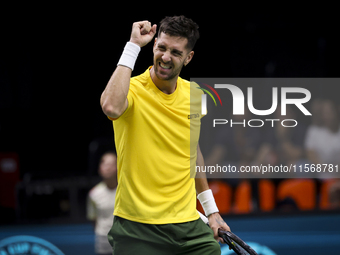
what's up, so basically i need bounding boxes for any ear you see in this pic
[184,51,194,66]
[152,37,158,55]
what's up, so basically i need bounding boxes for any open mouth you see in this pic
[159,62,172,70]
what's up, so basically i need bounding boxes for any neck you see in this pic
[104,177,117,190]
[150,66,178,94]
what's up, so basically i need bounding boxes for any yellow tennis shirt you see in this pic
[110,67,203,224]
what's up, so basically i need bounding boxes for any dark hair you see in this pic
[158,15,200,50]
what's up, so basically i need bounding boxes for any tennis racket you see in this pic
[198,211,258,255]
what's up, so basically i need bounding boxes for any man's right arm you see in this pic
[100,21,157,119]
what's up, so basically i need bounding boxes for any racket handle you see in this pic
[199,212,233,248]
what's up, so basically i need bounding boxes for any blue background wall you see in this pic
[220,213,340,255]
[1,213,339,255]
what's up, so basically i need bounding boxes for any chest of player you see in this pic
[131,88,191,144]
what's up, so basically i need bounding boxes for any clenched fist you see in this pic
[129,21,157,47]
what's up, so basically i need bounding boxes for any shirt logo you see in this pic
[188,113,200,119]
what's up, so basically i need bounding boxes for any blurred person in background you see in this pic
[305,99,340,179]
[264,105,306,167]
[205,108,262,180]
[87,151,117,255]
[254,105,307,179]
[273,106,306,167]
[304,98,324,136]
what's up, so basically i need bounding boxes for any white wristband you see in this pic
[117,42,141,71]
[197,189,219,216]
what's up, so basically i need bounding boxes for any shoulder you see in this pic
[177,77,204,97]
[183,78,203,94]
[181,78,203,100]
[130,68,151,89]
[89,182,105,198]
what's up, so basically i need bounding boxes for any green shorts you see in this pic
[108,216,220,255]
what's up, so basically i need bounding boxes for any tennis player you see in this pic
[101,15,230,255]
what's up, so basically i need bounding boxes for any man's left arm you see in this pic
[195,144,231,242]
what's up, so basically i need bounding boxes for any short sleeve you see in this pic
[107,91,134,121]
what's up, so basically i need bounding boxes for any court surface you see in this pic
[0,213,339,255]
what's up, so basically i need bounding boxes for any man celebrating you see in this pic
[101,15,230,255]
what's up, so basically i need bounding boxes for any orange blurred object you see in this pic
[277,179,316,210]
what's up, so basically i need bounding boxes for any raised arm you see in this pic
[100,21,157,119]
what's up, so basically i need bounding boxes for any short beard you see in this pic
[153,60,184,81]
